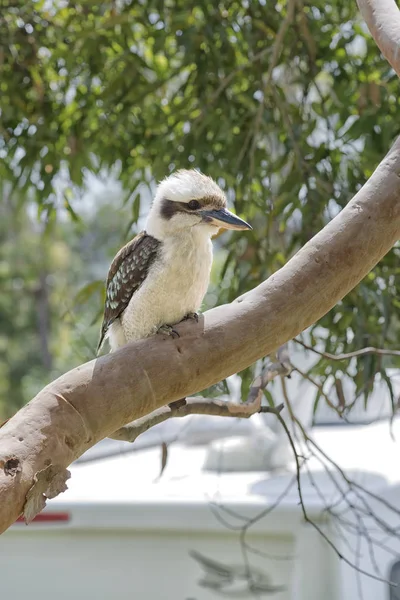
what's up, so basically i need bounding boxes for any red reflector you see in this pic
[15,512,70,524]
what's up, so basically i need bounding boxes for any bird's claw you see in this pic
[182,312,199,323]
[157,324,180,338]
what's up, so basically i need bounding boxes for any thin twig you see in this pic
[238,474,297,592]
[286,399,400,528]
[276,410,396,585]
[291,365,348,419]
[295,338,400,360]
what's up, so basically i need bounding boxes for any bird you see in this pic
[97,169,252,354]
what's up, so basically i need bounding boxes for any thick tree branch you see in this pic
[1,1,400,536]
[357,0,400,78]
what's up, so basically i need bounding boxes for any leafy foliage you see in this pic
[0,191,72,416]
[1,0,399,413]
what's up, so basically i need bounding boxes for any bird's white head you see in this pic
[146,169,251,240]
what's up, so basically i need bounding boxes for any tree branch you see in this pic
[110,398,285,443]
[357,0,400,78]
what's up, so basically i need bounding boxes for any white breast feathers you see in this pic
[109,228,212,350]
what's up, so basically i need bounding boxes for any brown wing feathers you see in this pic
[97,231,161,352]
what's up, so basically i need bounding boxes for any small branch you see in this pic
[247,345,292,405]
[282,389,400,583]
[295,0,317,63]
[111,348,291,443]
[109,397,284,443]
[295,338,400,360]
[291,365,347,418]
[276,402,396,586]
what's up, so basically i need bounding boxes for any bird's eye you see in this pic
[188,200,201,210]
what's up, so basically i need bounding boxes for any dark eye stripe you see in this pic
[160,199,181,220]
[161,198,201,219]
[160,196,224,220]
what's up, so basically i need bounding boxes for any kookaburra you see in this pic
[97,169,251,354]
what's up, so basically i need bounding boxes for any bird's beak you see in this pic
[200,208,252,231]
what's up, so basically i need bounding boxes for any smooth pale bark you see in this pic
[357,0,400,78]
[1,0,400,535]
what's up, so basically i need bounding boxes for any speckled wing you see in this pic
[97,231,161,353]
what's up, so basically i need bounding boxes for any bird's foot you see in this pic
[182,311,199,323]
[157,324,180,338]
